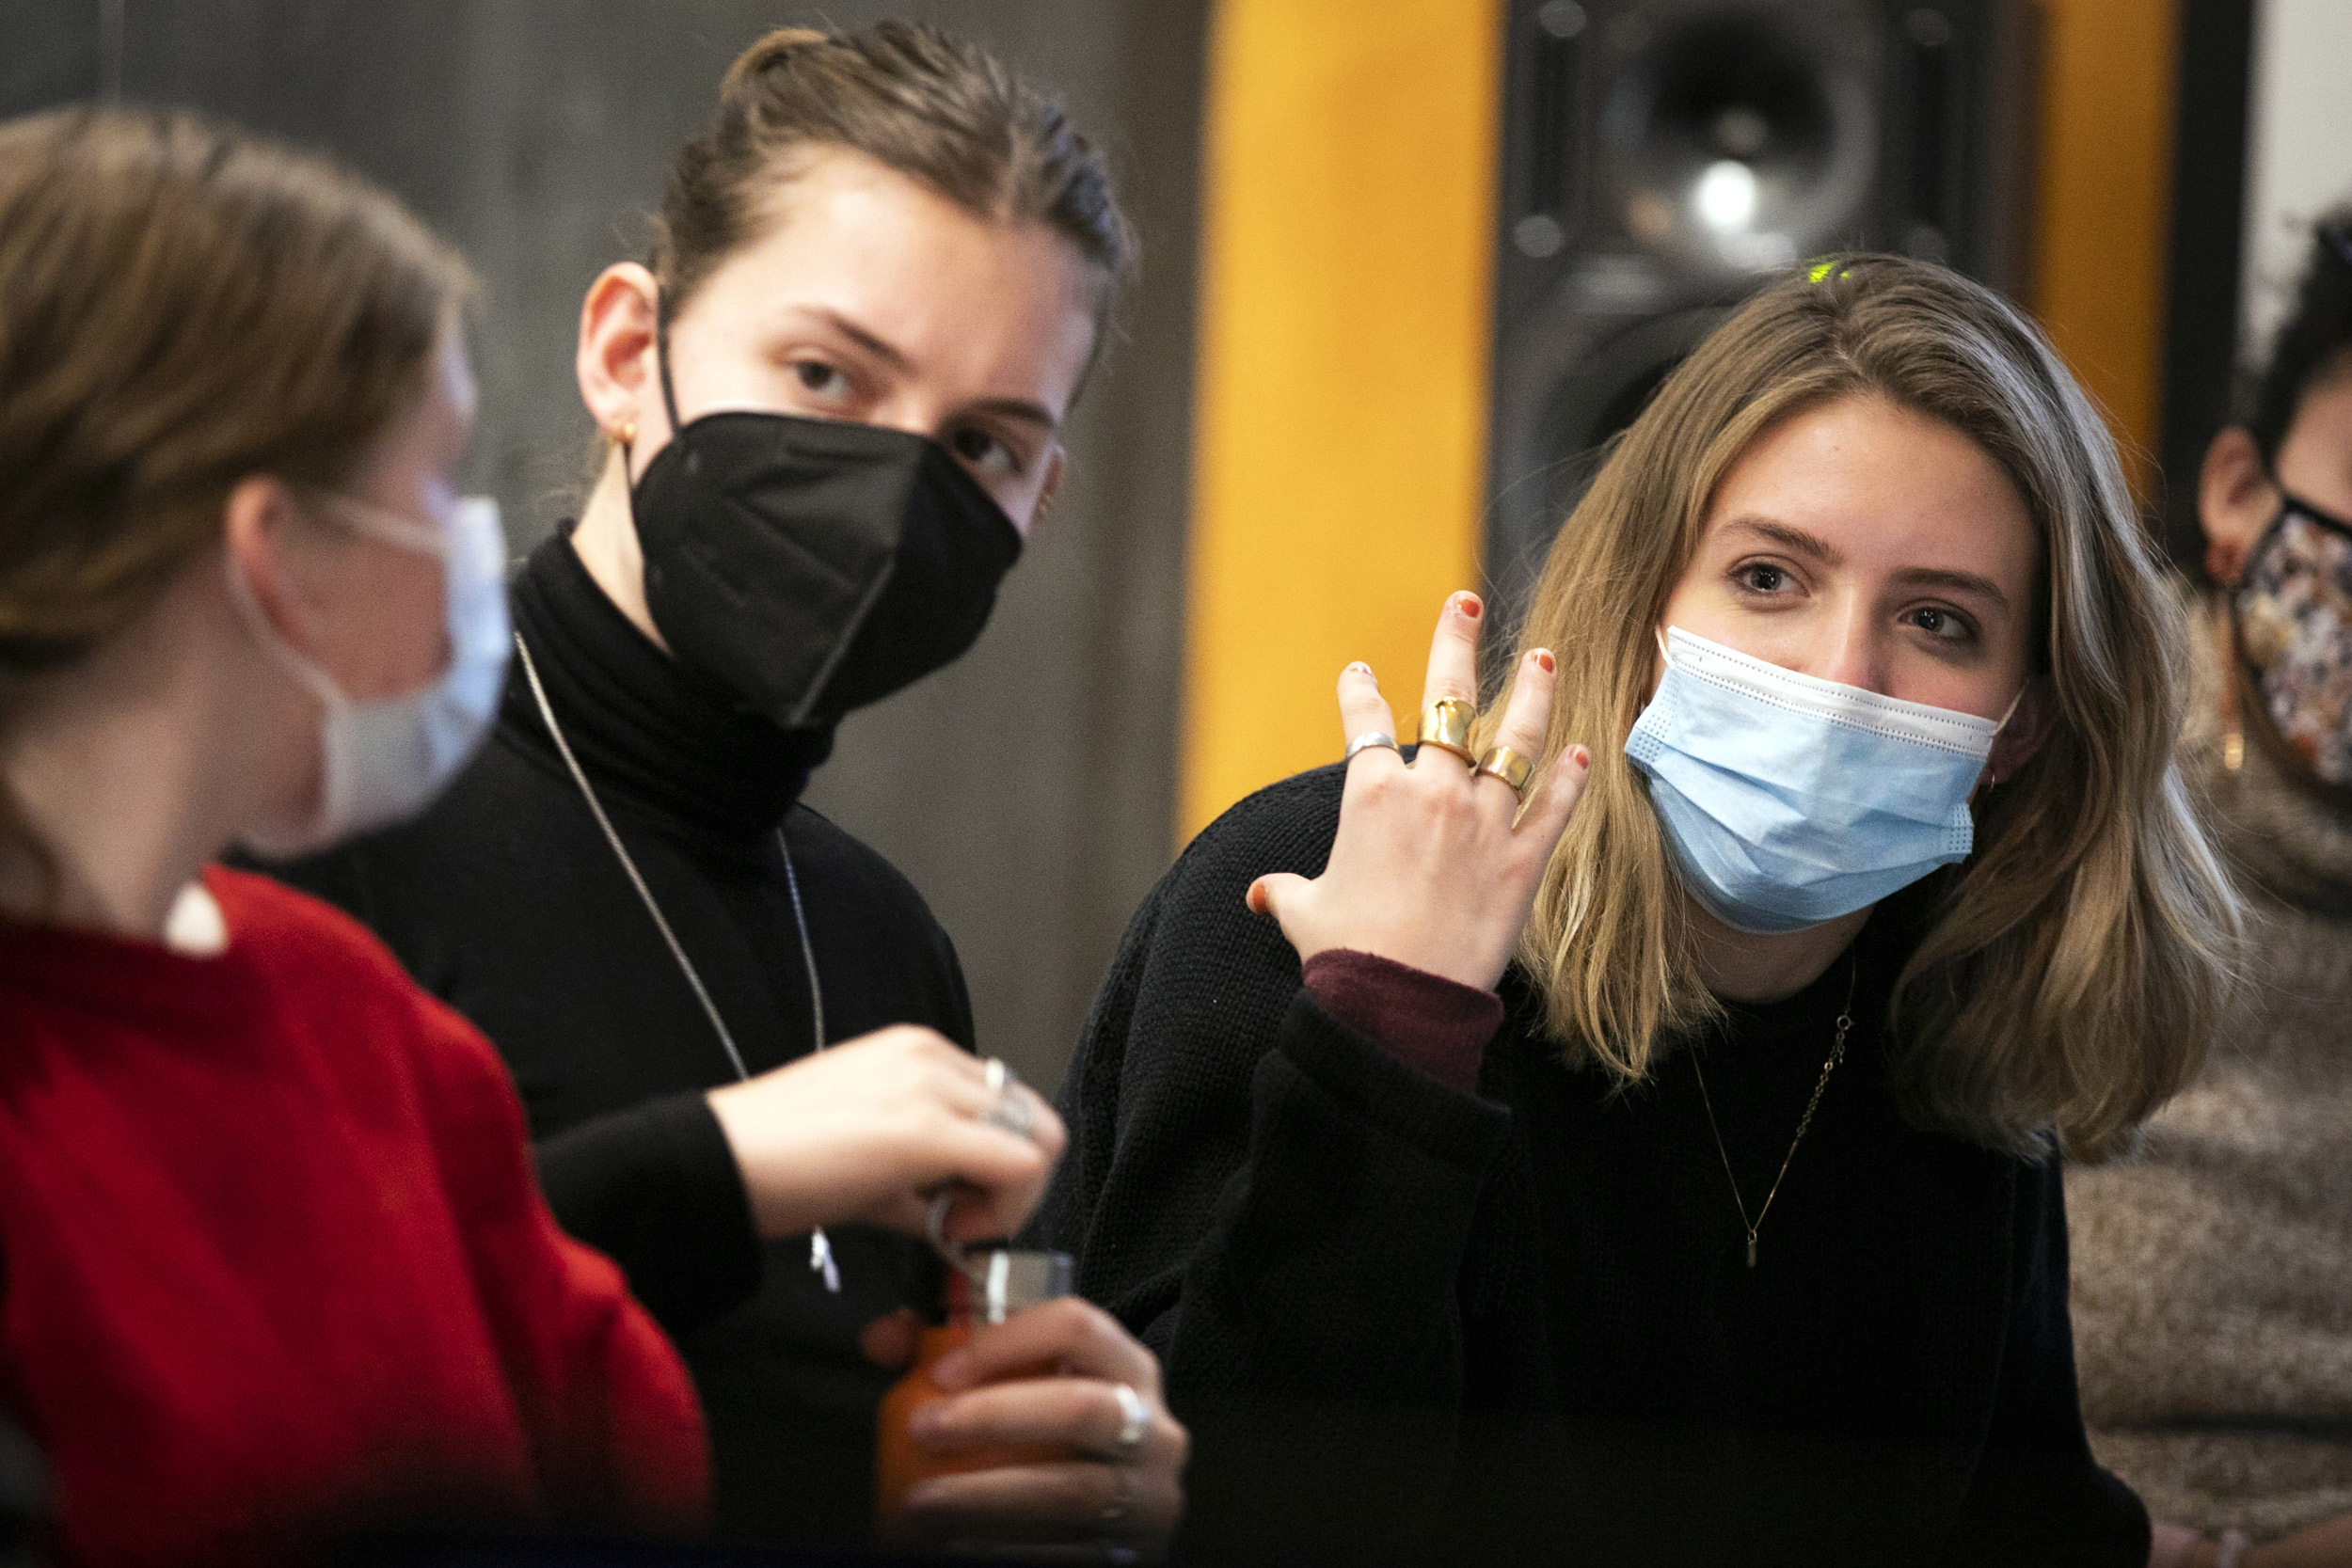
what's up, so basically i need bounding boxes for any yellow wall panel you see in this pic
[1181,0,2178,840]
[2029,0,2179,497]
[1181,0,1502,842]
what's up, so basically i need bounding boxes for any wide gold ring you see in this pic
[1476,745,1535,800]
[1416,697,1478,765]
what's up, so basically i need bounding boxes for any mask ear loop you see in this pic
[652,286,686,443]
[1979,683,2031,790]
[223,547,347,710]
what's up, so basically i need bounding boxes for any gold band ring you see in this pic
[1416,697,1478,764]
[1476,745,1535,800]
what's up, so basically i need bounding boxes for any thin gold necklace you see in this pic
[1689,956,1857,1270]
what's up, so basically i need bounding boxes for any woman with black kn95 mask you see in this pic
[266,22,1184,1560]
[1037,256,2247,1567]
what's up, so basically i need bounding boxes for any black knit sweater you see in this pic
[1034,762,2147,1566]
[262,531,972,1546]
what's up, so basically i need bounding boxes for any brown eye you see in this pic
[1908,606,1973,641]
[1739,564,1788,593]
[948,426,1019,476]
[792,361,848,400]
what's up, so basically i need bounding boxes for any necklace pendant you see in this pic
[1745,1236,1758,1270]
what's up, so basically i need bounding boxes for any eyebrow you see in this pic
[802,308,1060,435]
[1723,515,1844,564]
[806,307,911,373]
[1894,566,2010,610]
[1720,515,2011,611]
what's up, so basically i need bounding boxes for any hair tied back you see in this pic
[718,27,831,100]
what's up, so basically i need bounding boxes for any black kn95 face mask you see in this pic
[628,314,1024,731]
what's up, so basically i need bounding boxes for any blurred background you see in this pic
[3,0,2347,1092]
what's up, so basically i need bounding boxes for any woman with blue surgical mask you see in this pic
[0,107,706,1563]
[1038,255,2244,1565]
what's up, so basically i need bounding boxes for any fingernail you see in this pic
[1345,661,1372,676]
[1455,594,1483,620]
[1570,745,1591,769]
[931,1348,973,1389]
[908,1402,950,1444]
[1532,650,1555,673]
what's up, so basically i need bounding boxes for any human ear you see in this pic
[2198,427,2276,585]
[221,476,332,666]
[1022,446,1068,537]
[576,263,665,465]
[1984,674,2056,787]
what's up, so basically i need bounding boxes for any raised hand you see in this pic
[1248,591,1589,990]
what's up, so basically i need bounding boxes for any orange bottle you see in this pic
[876,1247,1078,1539]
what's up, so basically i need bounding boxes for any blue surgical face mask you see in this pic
[230,491,511,859]
[1626,626,2017,935]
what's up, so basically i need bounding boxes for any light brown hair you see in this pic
[0,107,470,904]
[0,106,472,673]
[1488,256,2243,1161]
[653,22,1134,336]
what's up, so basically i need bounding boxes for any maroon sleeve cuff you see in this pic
[1300,949,1505,1094]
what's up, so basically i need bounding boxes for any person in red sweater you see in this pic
[0,106,1059,1565]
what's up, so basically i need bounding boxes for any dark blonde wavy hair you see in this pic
[1485,256,2243,1162]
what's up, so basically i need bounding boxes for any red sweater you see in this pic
[0,868,707,1565]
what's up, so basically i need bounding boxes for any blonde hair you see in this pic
[1491,256,2242,1162]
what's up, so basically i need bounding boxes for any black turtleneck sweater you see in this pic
[261,530,971,1547]
[1034,763,2147,1567]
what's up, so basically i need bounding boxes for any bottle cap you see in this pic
[945,1247,1073,1324]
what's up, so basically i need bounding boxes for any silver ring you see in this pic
[1110,1381,1148,1454]
[977,1057,1034,1141]
[1344,732,1399,762]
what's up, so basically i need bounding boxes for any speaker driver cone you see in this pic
[1603,13,1876,273]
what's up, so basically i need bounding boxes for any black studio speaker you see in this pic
[1483,0,2041,620]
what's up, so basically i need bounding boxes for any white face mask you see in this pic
[230,490,511,860]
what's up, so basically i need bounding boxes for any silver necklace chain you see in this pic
[515,630,840,1291]
[1689,955,1857,1271]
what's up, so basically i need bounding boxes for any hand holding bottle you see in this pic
[1248,592,1590,990]
[870,1284,1186,1561]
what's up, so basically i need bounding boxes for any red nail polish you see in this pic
[1458,595,1483,620]
[1571,746,1591,768]
[1534,651,1555,673]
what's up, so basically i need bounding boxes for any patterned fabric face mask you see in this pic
[2235,492,2352,785]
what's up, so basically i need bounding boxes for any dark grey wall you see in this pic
[1,1,1203,1091]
